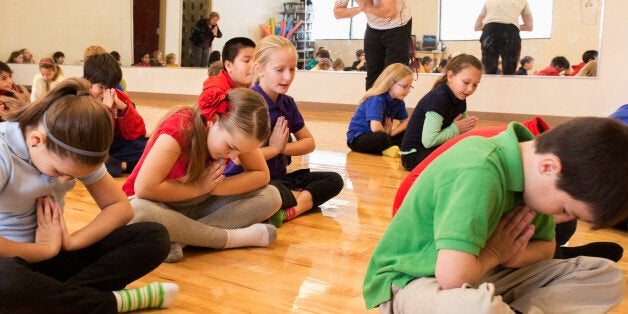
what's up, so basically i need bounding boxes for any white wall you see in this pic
[6,0,628,118]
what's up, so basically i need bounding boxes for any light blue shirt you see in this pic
[0,122,105,243]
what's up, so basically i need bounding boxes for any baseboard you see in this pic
[127,92,574,126]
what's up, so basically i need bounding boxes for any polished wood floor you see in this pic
[63,98,628,313]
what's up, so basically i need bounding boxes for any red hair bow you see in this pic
[198,87,232,122]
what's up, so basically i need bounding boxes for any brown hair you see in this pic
[38,57,63,83]
[432,54,483,89]
[4,78,113,166]
[151,88,270,183]
[534,117,628,229]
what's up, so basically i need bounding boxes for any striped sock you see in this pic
[113,282,179,312]
[268,207,297,227]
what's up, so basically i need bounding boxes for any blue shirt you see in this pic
[223,84,305,179]
[0,122,106,243]
[346,92,409,144]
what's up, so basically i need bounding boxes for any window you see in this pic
[440,0,553,41]
[312,0,367,40]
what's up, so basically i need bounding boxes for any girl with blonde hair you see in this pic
[224,35,343,227]
[346,63,412,157]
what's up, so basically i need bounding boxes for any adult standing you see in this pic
[474,0,533,75]
[334,0,412,90]
[189,10,222,67]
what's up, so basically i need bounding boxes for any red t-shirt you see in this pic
[122,109,194,196]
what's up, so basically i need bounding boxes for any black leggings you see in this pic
[271,169,344,210]
[0,222,169,314]
[348,131,404,155]
[480,22,521,75]
[364,19,412,90]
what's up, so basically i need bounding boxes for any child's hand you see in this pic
[484,204,536,266]
[269,116,289,156]
[383,117,393,134]
[453,114,479,133]
[102,88,115,108]
[110,89,128,110]
[202,158,226,194]
[34,196,62,258]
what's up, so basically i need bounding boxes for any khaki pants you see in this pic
[379,256,624,313]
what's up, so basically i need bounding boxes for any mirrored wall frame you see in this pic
[0,0,603,75]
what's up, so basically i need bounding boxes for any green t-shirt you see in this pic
[362,122,555,309]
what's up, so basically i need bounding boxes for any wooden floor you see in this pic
[63,97,628,313]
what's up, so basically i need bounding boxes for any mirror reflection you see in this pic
[0,0,602,78]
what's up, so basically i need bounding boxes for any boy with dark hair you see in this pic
[363,117,628,313]
[537,56,571,76]
[515,56,534,75]
[569,49,598,76]
[84,53,148,177]
[199,37,256,91]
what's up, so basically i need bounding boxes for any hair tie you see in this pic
[42,111,109,156]
[197,87,231,122]
[39,61,55,67]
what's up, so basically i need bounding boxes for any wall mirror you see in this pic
[0,0,602,77]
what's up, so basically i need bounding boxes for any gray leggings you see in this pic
[129,185,281,248]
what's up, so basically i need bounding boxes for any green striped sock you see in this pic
[113,282,179,312]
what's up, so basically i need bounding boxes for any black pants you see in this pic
[0,222,169,314]
[271,169,344,211]
[348,131,404,155]
[400,146,437,171]
[364,19,412,90]
[106,137,149,177]
[480,23,521,75]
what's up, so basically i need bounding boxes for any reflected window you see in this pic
[440,0,553,40]
[313,0,367,40]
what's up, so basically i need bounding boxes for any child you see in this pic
[226,35,343,227]
[122,87,281,262]
[6,51,24,63]
[150,50,166,66]
[19,48,35,64]
[537,56,571,76]
[306,47,330,70]
[31,57,65,102]
[346,63,411,157]
[351,49,367,71]
[53,51,65,64]
[200,37,256,90]
[0,78,178,312]
[84,53,148,178]
[516,56,534,75]
[568,50,598,76]
[363,117,628,313]
[332,58,346,71]
[310,58,332,71]
[135,52,151,66]
[0,61,30,117]
[400,54,481,170]
[165,53,179,67]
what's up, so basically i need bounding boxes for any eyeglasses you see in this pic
[394,81,414,91]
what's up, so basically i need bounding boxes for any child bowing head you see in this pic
[7,78,111,175]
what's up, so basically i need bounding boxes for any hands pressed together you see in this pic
[453,114,479,134]
[484,204,536,268]
[35,195,74,259]
[102,88,127,111]
[268,116,290,156]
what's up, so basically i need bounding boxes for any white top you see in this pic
[30,73,65,102]
[336,0,412,30]
[480,0,532,29]
[0,121,105,243]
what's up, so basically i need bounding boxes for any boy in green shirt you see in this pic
[364,118,628,313]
